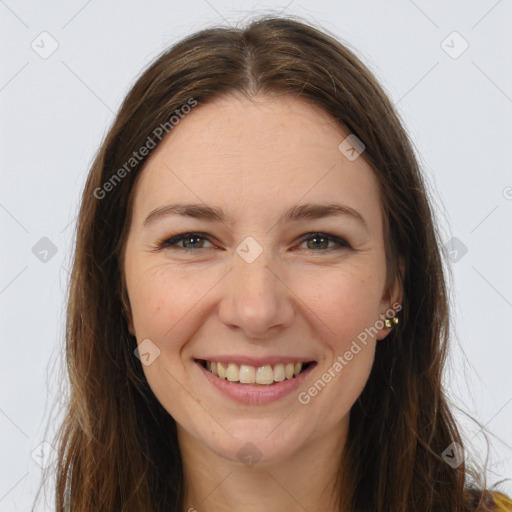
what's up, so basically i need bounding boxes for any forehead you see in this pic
[130,94,383,231]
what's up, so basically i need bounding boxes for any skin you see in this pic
[122,93,403,512]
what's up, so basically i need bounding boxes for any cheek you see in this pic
[294,271,379,423]
[291,266,381,415]
[126,268,201,416]
[293,265,384,347]
[128,263,208,341]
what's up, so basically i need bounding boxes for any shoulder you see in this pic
[466,489,512,511]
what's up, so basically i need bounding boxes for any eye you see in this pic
[159,232,214,251]
[297,232,352,251]
[157,231,352,253]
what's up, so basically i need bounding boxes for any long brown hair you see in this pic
[40,14,506,511]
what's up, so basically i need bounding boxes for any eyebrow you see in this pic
[143,202,369,231]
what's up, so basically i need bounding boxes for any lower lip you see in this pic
[195,361,316,405]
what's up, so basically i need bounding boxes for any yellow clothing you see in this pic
[492,491,512,511]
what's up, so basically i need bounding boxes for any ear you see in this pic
[125,305,136,336]
[120,280,136,336]
[376,257,404,341]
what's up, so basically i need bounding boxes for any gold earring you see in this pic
[384,317,399,328]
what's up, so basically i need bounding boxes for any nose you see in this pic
[218,244,295,340]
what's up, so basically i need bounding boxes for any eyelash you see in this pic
[158,232,352,253]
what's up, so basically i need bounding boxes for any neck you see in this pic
[178,420,348,512]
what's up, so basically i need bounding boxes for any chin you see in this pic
[182,410,326,467]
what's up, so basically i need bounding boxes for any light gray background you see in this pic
[1,1,511,509]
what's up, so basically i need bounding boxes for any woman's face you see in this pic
[123,93,401,465]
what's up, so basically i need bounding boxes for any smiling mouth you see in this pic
[197,359,316,385]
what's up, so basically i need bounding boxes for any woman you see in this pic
[48,14,511,511]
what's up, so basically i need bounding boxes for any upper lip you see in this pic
[195,356,316,367]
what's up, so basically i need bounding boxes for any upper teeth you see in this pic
[206,361,303,385]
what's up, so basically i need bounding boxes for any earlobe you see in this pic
[377,258,405,340]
